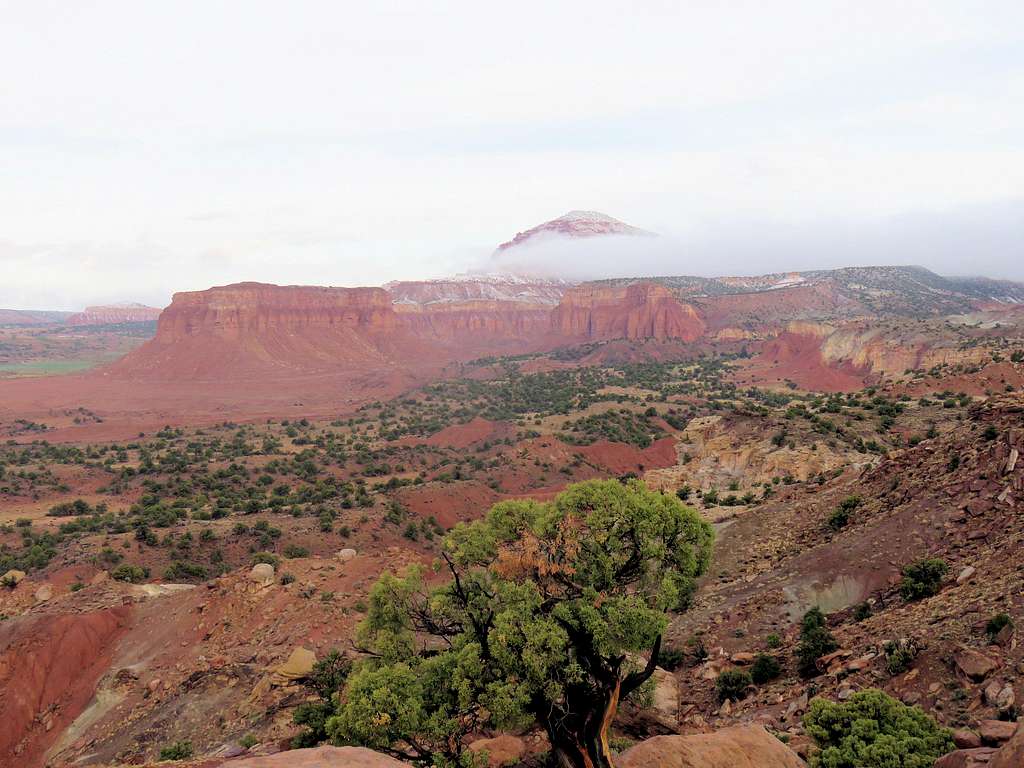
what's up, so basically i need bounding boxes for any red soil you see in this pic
[737,332,869,392]
[0,606,132,768]
[423,418,514,450]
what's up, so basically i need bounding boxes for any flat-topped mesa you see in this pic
[114,283,415,380]
[65,302,163,326]
[152,282,398,343]
[551,282,705,342]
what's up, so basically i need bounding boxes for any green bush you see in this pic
[111,564,149,583]
[803,689,954,768]
[750,653,781,684]
[159,741,193,761]
[657,645,687,671]
[986,613,1013,641]
[716,669,752,702]
[899,558,947,601]
[797,607,838,678]
[883,639,918,675]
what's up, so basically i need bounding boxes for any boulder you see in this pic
[979,719,1018,745]
[249,563,275,588]
[34,584,53,603]
[954,647,999,681]
[270,647,316,686]
[953,729,982,749]
[1,569,26,586]
[617,725,806,768]
[934,748,999,768]
[214,745,407,767]
[336,548,357,563]
[956,566,976,584]
[468,735,526,767]
[650,667,680,726]
[991,722,1024,768]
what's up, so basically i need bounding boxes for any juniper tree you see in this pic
[328,479,713,768]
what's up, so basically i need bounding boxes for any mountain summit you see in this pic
[494,210,655,253]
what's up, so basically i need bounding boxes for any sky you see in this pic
[2,0,1024,309]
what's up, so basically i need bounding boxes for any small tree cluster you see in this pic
[899,558,947,602]
[797,607,838,678]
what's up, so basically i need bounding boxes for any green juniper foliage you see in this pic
[325,479,713,768]
[803,689,954,768]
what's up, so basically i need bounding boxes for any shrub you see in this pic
[986,613,1013,641]
[716,669,752,702]
[280,572,296,585]
[797,607,838,678]
[111,564,149,583]
[283,544,310,559]
[803,689,954,768]
[883,638,918,675]
[765,633,782,649]
[159,741,194,761]
[827,508,849,531]
[657,645,687,671]
[251,552,280,567]
[899,558,947,602]
[750,653,781,684]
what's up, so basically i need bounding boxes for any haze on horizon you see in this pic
[3,1,1024,310]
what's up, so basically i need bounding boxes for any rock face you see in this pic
[65,302,162,326]
[215,745,408,767]
[616,726,806,767]
[991,722,1024,768]
[550,283,705,343]
[109,279,711,382]
[494,210,654,252]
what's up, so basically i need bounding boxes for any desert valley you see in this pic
[0,211,1022,768]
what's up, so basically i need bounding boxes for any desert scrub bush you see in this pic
[797,607,838,678]
[656,644,687,671]
[803,688,953,768]
[750,653,781,684]
[111,564,149,583]
[158,740,193,761]
[283,544,310,558]
[899,558,947,601]
[765,633,782,649]
[716,669,752,702]
[251,551,280,567]
[883,638,919,676]
[986,612,1013,641]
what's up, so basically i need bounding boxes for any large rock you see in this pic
[468,735,526,767]
[249,563,276,588]
[979,719,1017,745]
[336,548,357,563]
[991,721,1024,768]
[954,647,999,681]
[34,584,53,603]
[215,745,407,767]
[270,647,316,685]
[934,748,999,768]
[617,726,806,768]
[650,667,680,726]
[1,569,25,586]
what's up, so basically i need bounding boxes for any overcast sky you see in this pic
[3,1,1024,309]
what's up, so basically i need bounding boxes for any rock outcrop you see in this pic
[65,302,162,326]
[616,725,806,767]
[550,283,705,343]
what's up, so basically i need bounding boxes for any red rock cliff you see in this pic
[549,282,705,342]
